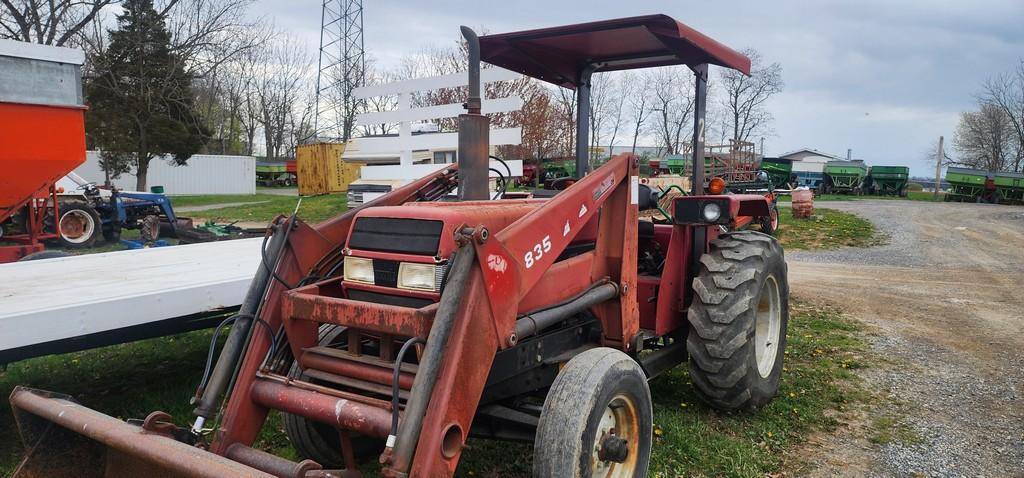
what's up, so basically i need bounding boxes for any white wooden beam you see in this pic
[350,128,522,154]
[354,67,519,99]
[357,96,523,125]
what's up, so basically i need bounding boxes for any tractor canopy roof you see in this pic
[479,14,750,88]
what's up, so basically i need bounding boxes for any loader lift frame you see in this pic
[11,15,788,478]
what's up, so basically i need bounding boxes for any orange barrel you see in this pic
[791,188,814,219]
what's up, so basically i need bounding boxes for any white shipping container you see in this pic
[73,151,256,195]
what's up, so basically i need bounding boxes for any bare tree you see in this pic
[953,104,1015,172]
[0,0,114,45]
[719,48,783,142]
[626,73,653,153]
[604,72,629,158]
[649,66,695,154]
[553,87,576,157]
[159,0,261,77]
[254,34,314,160]
[588,72,612,167]
[980,59,1024,172]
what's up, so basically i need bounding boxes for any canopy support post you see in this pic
[574,64,597,178]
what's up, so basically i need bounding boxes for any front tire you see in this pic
[758,204,779,235]
[534,348,652,478]
[687,230,789,411]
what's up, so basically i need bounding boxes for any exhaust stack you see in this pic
[457,26,490,201]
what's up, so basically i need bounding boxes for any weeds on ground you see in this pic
[454,301,872,478]
[0,302,870,478]
[776,208,884,250]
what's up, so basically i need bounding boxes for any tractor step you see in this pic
[304,345,419,374]
[299,346,417,391]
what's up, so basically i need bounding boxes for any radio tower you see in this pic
[314,0,365,142]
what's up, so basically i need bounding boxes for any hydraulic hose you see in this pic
[388,240,476,472]
[388,336,426,448]
[190,218,289,434]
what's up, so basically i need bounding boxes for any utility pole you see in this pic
[933,135,943,200]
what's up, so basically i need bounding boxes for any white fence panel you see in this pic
[353,67,519,99]
[351,67,522,167]
[73,151,256,195]
[351,128,522,154]
[357,97,523,125]
[359,160,523,181]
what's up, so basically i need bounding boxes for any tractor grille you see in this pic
[349,217,444,256]
[372,259,400,288]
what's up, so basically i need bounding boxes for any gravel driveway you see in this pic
[786,200,1024,477]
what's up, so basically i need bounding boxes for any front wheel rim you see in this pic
[592,393,641,478]
[755,275,782,378]
[60,210,96,244]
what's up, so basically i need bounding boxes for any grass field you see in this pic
[776,207,883,250]
[0,301,870,477]
[178,193,347,224]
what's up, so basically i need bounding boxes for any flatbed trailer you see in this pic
[0,238,263,364]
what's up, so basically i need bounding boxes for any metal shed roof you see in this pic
[479,14,750,88]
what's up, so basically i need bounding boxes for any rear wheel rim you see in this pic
[755,275,782,378]
[592,393,640,478]
[60,210,95,244]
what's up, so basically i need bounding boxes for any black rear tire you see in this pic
[534,347,652,478]
[282,325,384,467]
[687,230,789,411]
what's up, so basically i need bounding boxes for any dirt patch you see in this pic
[786,200,1024,476]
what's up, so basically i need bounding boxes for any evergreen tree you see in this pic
[85,0,208,191]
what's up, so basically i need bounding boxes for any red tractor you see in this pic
[11,15,788,478]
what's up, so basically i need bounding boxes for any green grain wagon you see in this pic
[945,167,994,202]
[993,171,1024,203]
[542,159,576,180]
[823,161,868,194]
[759,157,793,189]
[664,154,687,175]
[865,165,910,197]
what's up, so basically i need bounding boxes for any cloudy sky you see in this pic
[262,0,1024,176]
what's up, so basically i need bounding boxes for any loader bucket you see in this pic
[9,387,276,478]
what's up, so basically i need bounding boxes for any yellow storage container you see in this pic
[296,142,364,196]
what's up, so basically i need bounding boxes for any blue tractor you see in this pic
[54,173,179,248]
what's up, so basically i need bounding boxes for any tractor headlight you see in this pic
[702,202,722,222]
[343,256,374,284]
[397,262,442,292]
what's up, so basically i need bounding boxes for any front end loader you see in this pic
[10,15,789,478]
